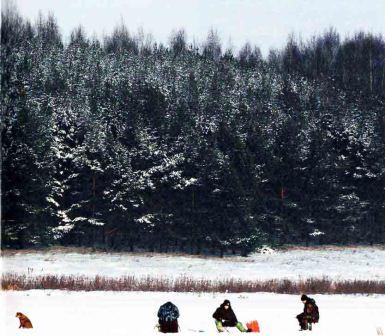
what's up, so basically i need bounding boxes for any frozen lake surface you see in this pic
[1,291,384,336]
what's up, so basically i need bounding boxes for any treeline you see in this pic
[1,6,385,255]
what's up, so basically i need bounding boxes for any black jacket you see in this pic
[158,302,180,322]
[213,302,238,325]
[303,297,319,322]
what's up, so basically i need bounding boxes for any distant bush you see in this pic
[2,273,384,294]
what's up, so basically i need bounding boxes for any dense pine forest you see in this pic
[1,6,384,255]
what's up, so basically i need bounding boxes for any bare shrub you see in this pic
[1,273,384,294]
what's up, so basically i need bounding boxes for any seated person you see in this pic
[296,294,319,331]
[213,300,251,332]
[157,301,180,333]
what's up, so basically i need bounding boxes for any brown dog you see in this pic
[15,312,33,328]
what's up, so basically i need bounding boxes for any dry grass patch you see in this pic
[2,273,384,294]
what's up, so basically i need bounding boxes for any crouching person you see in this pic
[213,300,251,332]
[157,301,180,333]
[296,294,319,331]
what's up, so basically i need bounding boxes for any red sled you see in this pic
[246,320,260,333]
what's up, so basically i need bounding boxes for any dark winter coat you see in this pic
[302,297,319,322]
[158,302,180,322]
[212,301,238,327]
[158,320,179,333]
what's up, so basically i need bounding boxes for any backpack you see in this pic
[312,303,319,323]
[306,299,319,323]
[158,302,180,322]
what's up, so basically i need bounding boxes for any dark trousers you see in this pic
[159,320,179,333]
[296,313,310,330]
[222,320,237,327]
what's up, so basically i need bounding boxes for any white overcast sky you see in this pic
[12,0,385,55]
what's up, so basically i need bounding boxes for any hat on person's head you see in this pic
[223,300,231,306]
[301,294,308,301]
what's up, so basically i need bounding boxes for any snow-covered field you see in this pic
[2,248,385,335]
[2,246,385,281]
[1,291,384,336]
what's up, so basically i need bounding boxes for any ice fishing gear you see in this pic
[246,320,260,333]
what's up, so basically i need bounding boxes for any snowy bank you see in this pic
[2,246,385,281]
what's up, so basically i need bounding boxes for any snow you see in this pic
[309,229,325,237]
[2,247,385,281]
[1,291,384,336]
[45,197,59,207]
[136,214,155,224]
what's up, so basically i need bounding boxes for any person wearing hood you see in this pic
[212,300,251,332]
[157,301,180,333]
[296,294,319,331]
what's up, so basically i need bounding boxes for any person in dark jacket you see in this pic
[212,300,250,332]
[296,294,319,331]
[157,301,180,333]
